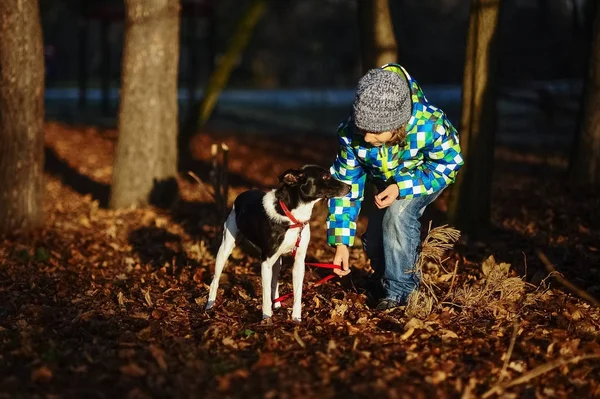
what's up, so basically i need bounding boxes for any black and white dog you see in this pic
[205,165,351,321]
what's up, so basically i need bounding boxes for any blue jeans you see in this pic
[362,190,443,303]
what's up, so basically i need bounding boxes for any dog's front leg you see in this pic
[291,229,309,322]
[291,257,306,322]
[261,259,275,319]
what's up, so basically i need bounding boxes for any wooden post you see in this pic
[209,142,229,219]
[220,143,229,219]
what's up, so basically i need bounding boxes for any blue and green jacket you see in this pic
[327,64,464,247]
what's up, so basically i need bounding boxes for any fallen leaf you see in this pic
[327,339,336,355]
[117,292,125,307]
[293,328,306,348]
[400,327,415,340]
[223,337,237,348]
[120,363,146,377]
[143,289,153,307]
[254,353,275,369]
[508,360,526,373]
[149,344,168,370]
[441,329,459,340]
[426,370,447,384]
[31,366,53,382]
[404,318,426,331]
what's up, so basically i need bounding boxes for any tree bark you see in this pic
[0,0,45,235]
[569,3,600,188]
[110,0,181,209]
[358,0,398,72]
[448,0,502,232]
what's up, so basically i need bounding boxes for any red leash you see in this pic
[272,200,342,305]
[272,262,340,304]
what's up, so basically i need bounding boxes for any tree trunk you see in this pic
[110,0,181,209]
[0,0,45,235]
[569,2,600,188]
[448,0,502,233]
[358,0,398,72]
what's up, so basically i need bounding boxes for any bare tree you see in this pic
[448,0,502,232]
[110,0,181,209]
[570,2,600,188]
[358,0,398,72]
[0,0,45,235]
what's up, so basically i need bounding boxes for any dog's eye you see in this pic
[322,174,331,181]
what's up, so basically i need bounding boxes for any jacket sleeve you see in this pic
[326,126,366,247]
[394,119,464,198]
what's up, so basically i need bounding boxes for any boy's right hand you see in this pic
[333,245,351,276]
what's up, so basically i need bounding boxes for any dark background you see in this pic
[40,0,594,89]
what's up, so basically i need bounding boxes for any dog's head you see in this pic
[278,165,351,201]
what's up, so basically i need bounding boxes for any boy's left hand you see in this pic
[375,184,399,209]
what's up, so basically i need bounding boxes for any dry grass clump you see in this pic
[405,224,460,319]
[405,223,529,320]
[448,256,527,319]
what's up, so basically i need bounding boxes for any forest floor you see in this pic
[1,121,600,398]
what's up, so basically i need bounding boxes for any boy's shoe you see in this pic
[375,298,402,311]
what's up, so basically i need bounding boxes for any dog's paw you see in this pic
[291,311,302,322]
[205,300,215,310]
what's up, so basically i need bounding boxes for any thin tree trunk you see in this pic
[358,0,398,72]
[110,0,181,209]
[448,0,502,232]
[569,2,600,188]
[197,0,267,127]
[0,0,45,235]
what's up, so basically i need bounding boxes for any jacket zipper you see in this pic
[380,145,391,179]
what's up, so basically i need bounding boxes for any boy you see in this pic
[327,64,464,310]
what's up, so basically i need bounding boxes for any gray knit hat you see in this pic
[352,68,412,133]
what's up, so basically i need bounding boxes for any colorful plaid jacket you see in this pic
[327,64,464,246]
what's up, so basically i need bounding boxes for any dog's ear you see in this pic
[278,169,305,186]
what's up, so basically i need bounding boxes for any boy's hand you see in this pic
[333,245,351,276]
[375,184,399,209]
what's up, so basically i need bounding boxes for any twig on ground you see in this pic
[491,321,520,394]
[536,249,600,306]
[187,171,216,200]
[501,322,519,376]
[482,354,600,397]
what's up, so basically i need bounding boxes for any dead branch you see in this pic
[483,354,600,397]
[500,322,520,381]
[536,249,600,306]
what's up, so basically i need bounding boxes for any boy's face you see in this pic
[356,128,394,147]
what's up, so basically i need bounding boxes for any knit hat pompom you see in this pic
[352,68,412,133]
